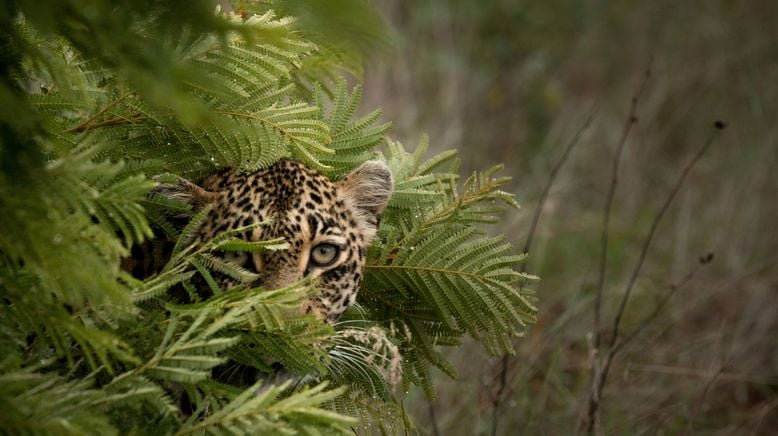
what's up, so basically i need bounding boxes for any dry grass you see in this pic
[363,0,778,434]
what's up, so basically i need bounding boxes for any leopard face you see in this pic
[176,159,393,323]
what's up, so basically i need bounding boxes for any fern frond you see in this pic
[0,368,116,435]
[177,380,354,435]
[215,237,289,252]
[0,272,138,373]
[352,140,538,397]
[314,80,391,175]
[122,313,237,384]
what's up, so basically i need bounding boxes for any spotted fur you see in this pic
[179,159,393,323]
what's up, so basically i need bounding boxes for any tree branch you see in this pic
[66,91,134,133]
[584,120,724,435]
[585,63,651,436]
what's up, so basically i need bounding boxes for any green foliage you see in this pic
[0,1,536,434]
[178,380,355,435]
[358,138,538,396]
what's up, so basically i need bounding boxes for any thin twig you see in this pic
[684,366,724,435]
[489,108,597,436]
[68,114,142,132]
[597,257,709,401]
[611,263,704,356]
[428,399,442,436]
[585,121,724,434]
[66,91,134,133]
[521,108,599,270]
[586,64,651,436]
[490,354,510,436]
[401,399,410,436]
[607,128,720,352]
[593,67,651,350]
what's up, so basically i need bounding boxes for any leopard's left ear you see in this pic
[153,175,218,211]
[339,160,393,218]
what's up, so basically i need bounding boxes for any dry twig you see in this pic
[584,120,725,435]
[585,64,651,435]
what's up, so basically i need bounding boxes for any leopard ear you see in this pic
[153,175,218,211]
[339,160,393,217]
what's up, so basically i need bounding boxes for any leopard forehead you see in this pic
[197,159,390,323]
[202,160,369,240]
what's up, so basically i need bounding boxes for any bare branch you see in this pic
[521,108,599,269]
[585,120,724,434]
[611,264,704,356]
[593,68,651,351]
[607,128,720,352]
[586,63,651,435]
[66,91,134,133]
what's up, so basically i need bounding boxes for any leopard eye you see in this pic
[310,243,340,267]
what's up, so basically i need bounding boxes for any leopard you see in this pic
[164,158,393,324]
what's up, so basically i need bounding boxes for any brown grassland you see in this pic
[364,1,778,434]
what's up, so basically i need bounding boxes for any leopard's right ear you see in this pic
[339,160,393,218]
[152,176,218,211]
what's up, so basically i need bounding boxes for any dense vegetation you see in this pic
[0,1,537,434]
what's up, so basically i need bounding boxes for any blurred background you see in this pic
[361,1,777,434]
